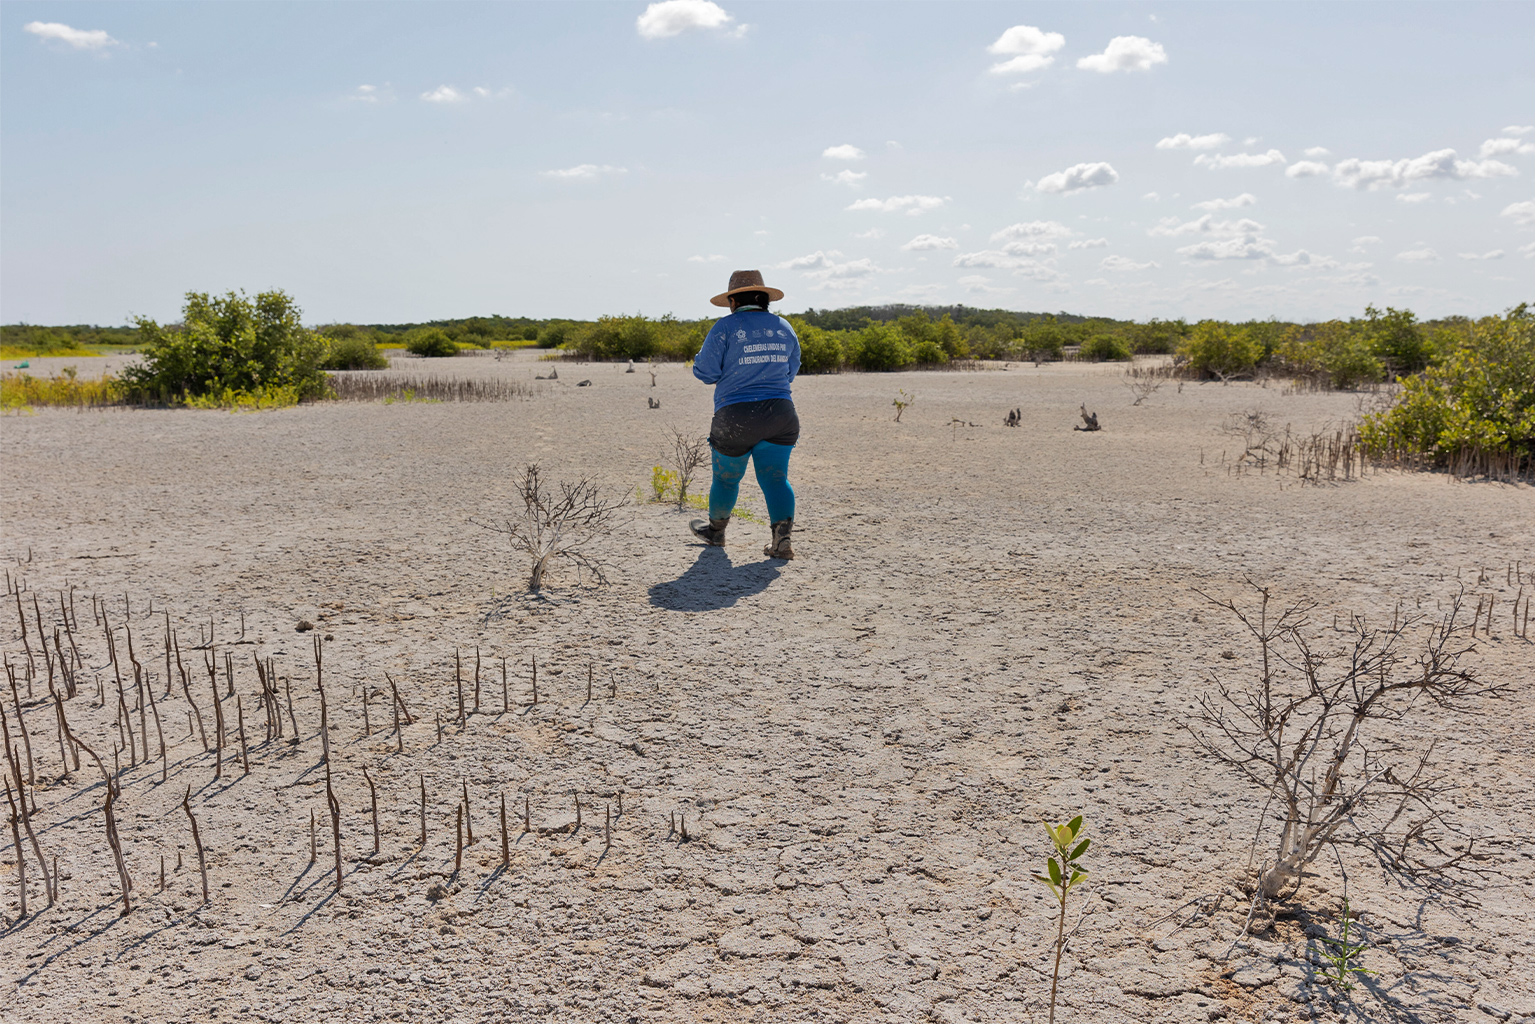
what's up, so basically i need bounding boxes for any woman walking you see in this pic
[689,270,801,560]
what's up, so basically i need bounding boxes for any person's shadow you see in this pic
[648,544,781,611]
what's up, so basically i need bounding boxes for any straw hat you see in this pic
[710,269,785,308]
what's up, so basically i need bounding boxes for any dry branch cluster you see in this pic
[476,464,627,592]
[1190,583,1508,912]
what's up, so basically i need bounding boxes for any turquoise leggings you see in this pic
[709,441,795,523]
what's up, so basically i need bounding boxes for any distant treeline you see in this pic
[0,323,138,353]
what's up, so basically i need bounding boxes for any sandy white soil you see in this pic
[1,350,1531,1024]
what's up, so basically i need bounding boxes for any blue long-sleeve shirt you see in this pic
[692,309,800,411]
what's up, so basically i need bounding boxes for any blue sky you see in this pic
[3,1,1532,325]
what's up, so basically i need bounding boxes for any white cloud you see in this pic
[1503,125,1534,137]
[1012,260,1064,281]
[1002,241,1057,256]
[1068,238,1110,249]
[1100,255,1159,271]
[1394,247,1440,262]
[421,85,467,103]
[987,25,1066,76]
[821,170,867,187]
[957,274,1011,295]
[1285,160,1330,178]
[853,228,884,240]
[1142,191,1160,201]
[1303,146,1331,158]
[1271,250,1336,269]
[542,164,628,180]
[952,250,1023,269]
[636,0,733,39]
[1480,136,1535,158]
[1156,132,1229,150]
[901,234,958,252]
[1522,242,1536,259]
[1331,149,1517,190]
[822,144,865,161]
[798,257,881,290]
[1395,192,1432,204]
[846,195,948,215]
[686,254,726,263]
[1191,193,1257,211]
[1077,36,1167,73]
[1176,238,1275,261]
[1194,149,1287,170]
[992,220,1074,241]
[348,84,390,103]
[471,86,514,99]
[1034,162,1118,194]
[1456,250,1505,260]
[777,250,842,270]
[1501,201,1534,226]
[1149,214,1264,238]
[23,21,117,49]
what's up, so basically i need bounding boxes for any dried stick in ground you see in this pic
[235,695,250,776]
[455,649,466,727]
[174,632,208,751]
[3,741,51,904]
[462,782,475,845]
[182,785,210,903]
[314,637,330,764]
[5,664,37,787]
[500,795,509,869]
[326,776,342,891]
[205,647,224,779]
[103,787,132,915]
[666,426,710,510]
[362,766,380,855]
[419,776,427,846]
[454,804,464,874]
[473,647,481,714]
[5,778,28,917]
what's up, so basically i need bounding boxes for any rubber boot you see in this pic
[689,517,729,546]
[763,519,794,560]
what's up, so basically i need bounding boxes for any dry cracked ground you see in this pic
[1,350,1532,1024]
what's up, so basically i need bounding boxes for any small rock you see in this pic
[296,620,313,632]
[577,380,592,387]
[426,883,448,902]
[244,965,263,981]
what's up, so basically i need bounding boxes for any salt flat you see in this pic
[1,350,1531,1024]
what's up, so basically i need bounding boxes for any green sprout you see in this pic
[1034,815,1091,1024]
[1318,897,1376,995]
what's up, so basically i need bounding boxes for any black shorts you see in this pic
[709,398,800,458]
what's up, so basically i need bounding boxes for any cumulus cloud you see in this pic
[1068,238,1110,249]
[421,85,467,103]
[1001,241,1057,256]
[1176,238,1275,261]
[1501,201,1534,226]
[957,275,1011,295]
[1285,160,1330,178]
[846,195,948,215]
[991,221,1074,241]
[853,228,884,240]
[636,0,734,39]
[821,170,867,187]
[952,250,1023,269]
[1303,146,1331,158]
[1034,162,1118,194]
[1456,250,1505,260]
[23,21,117,49]
[793,256,881,290]
[542,164,628,180]
[1194,149,1287,170]
[1349,236,1381,253]
[1394,247,1439,262]
[1330,149,1516,190]
[1505,125,1534,136]
[1077,36,1167,73]
[1523,242,1536,259]
[1191,193,1257,211]
[1479,137,1534,158]
[822,144,865,161]
[686,254,726,263]
[348,84,390,103]
[1156,132,1229,150]
[1142,192,1160,201]
[1149,214,1264,238]
[777,250,842,270]
[986,24,1065,75]
[901,234,958,251]
[1100,255,1159,271]
[1395,192,1431,204]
